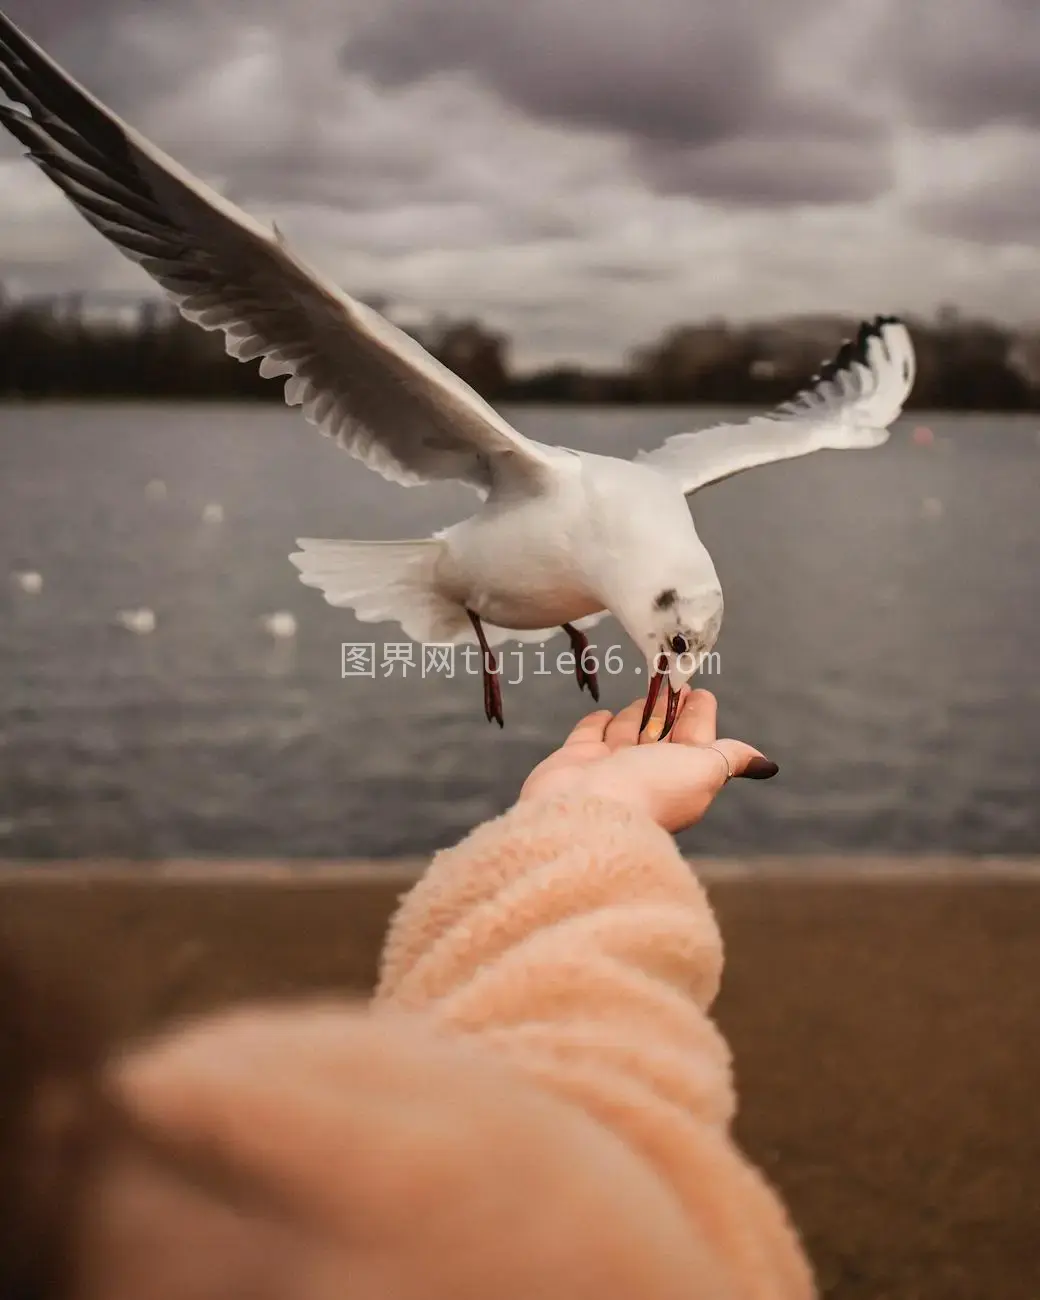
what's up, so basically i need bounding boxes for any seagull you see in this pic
[0,11,916,738]
[263,611,298,639]
[116,607,156,635]
[12,569,43,594]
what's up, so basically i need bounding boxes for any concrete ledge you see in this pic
[1,861,1038,1300]
[3,853,1040,881]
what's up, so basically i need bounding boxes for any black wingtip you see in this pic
[0,7,131,161]
[0,100,37,149]
[812,315,904,388]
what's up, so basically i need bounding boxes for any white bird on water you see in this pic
[116,608,156,635]
[263,611,298,640]
[0,11,916,737]
[13,570,43,594]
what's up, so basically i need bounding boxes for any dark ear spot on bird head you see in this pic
[653,588,678,611]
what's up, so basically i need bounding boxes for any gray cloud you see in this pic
[916,180,1040,248]
[906,134,1040,248]
[640,134,893,207]
[0,0,220,110]
[0,0,131,45]
[863,0,1040,247]
[341,0,894,207]
[344,2,776,146]
[877,0,1040,133]
[1,0,1039,365]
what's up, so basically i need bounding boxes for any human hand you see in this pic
[518,689,778,835]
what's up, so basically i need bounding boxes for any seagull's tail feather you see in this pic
[289,538,466,644]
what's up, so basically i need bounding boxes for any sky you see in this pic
[0,0,1038,368]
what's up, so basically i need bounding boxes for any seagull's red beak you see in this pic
[638,665,681,741]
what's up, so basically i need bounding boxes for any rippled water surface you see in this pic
[1,402,1037,859]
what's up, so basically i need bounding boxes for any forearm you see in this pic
[376,793,815,1300]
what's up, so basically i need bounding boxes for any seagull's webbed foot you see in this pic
[467,609,504,728]
[638,664,681,742]
[562,622,599,702]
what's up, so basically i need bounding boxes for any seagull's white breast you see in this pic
[438,467,605,629]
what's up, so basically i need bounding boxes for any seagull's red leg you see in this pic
[639,666,665,735]
[467,610,504,727]
[562,622,599,702]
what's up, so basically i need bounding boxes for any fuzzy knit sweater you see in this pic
[111,794,816,1300]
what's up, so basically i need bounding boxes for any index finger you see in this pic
[560,709,612,748]
[603,696,651,750]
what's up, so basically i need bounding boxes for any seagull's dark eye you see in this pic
[669,634,690,656]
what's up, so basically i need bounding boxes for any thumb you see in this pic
[708,739,780,782]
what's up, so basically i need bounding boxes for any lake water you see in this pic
[0,402,1037,860]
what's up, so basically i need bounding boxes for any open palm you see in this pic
[519,689,778,835]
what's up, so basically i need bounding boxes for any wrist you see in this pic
[516,775,660,829]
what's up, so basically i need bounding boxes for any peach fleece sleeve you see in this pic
[109,793,815,1300]
[375,792,815,1300]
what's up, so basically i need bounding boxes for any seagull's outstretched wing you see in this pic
[635,317,915,495]
[0,11,554,495]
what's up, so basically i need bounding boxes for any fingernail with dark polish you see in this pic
[742,758,779,780]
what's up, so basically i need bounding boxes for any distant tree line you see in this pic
[0,288,1037,412]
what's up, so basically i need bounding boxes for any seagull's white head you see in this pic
[645,584,724,684]
[624,583,724,738]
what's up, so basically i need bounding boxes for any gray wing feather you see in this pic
[636,317,916,495]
